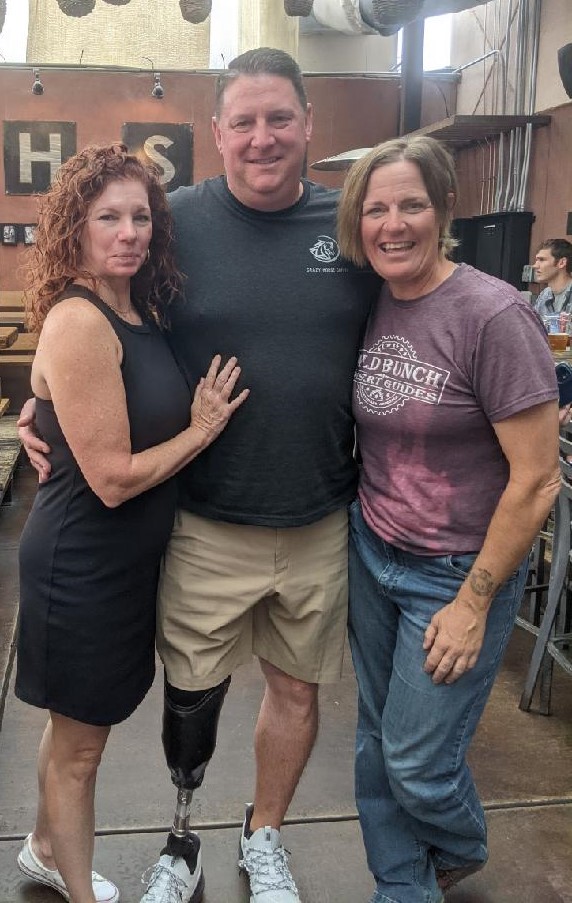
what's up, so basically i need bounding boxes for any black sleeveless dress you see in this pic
[15,286,191,725]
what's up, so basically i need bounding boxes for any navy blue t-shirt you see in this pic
[168,177,380,527]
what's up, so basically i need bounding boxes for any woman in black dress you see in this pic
[14,144,249,903]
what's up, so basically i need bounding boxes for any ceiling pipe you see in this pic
[399,16,424,134]
[297,0,490,36]
[285,0,315,14]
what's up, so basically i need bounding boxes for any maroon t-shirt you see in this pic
[353,263,558,555]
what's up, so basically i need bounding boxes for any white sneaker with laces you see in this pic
[238,806,300,903]
[17,833,119,902]
[140,847,204,903]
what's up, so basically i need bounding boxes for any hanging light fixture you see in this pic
[0,0,6,37]
[368,0,424,31]
[56,0,96,16]
[31,68,44,95]
[101,0,132,4]
[144,58,164,99]
[151,72,164,99]
[284,0,315,15]
[179,0,212,25]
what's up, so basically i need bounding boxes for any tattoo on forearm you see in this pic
[469,568,498,597]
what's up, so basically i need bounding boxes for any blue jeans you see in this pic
[348,500,528,903]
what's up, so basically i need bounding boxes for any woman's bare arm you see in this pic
[423,400,560,684]
[33,299,248,507]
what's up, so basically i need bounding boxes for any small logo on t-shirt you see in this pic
[309,235,340,263]
[354,336,450,415]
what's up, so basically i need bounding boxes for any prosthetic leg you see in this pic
[162,677,231,858]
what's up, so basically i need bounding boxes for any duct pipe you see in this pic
[298,1,490,36]
[311,0,376,35]
[285,0,315,13]
[361,0,423,36]
[502,130,515,211]
[517,0,541,211]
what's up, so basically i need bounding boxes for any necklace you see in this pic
[101,298,141,324]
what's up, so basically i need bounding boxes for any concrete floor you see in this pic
[0,462,571,903]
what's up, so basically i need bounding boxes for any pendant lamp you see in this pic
[179,0,212,24]
[369,0,424,29]
[56,0,96,16]
[284,0,315,14]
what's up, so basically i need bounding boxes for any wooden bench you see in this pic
[0,313,26,328]
[0,333,37,371]
[0,326,25,414]
[0,315,35,407]
[0,360,35,405]
[0,326,18,350]
[0,416,21,506]
[0,441,21,505]
[0,333,38,355]
[0,290,24,307]
[0,292,25,328]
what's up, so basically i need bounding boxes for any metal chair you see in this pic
[518,523,551,628]
[519,430,572,714]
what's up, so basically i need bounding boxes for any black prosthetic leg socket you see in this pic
[162,676,231,790]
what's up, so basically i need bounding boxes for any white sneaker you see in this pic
[17,833,119,902]
[140,842,204,903]
[239,806,300,903]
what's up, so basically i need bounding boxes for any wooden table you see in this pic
[0,333,38,354]
[0,291,25,328]
[0,326,18,350]
[0,415,21,505]
[0,329,36,418]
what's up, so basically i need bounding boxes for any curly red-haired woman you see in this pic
[15,144,248,903]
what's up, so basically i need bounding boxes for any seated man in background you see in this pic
[534,239,572,427]
[534,238,572,317]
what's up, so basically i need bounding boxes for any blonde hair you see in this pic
[337,136,458,268]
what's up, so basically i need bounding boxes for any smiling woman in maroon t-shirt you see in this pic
[337,135,559,903]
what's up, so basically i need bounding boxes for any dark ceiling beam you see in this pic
[399,17,425,136]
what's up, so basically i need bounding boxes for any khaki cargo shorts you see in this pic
[156,508,349,690]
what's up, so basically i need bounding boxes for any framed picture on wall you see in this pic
[22,224,37,245]
[1,223,18,245]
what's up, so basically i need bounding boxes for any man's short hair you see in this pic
[214,47,308,118]
[537,238,572,275]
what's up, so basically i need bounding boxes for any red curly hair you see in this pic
[24,143,182,332]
